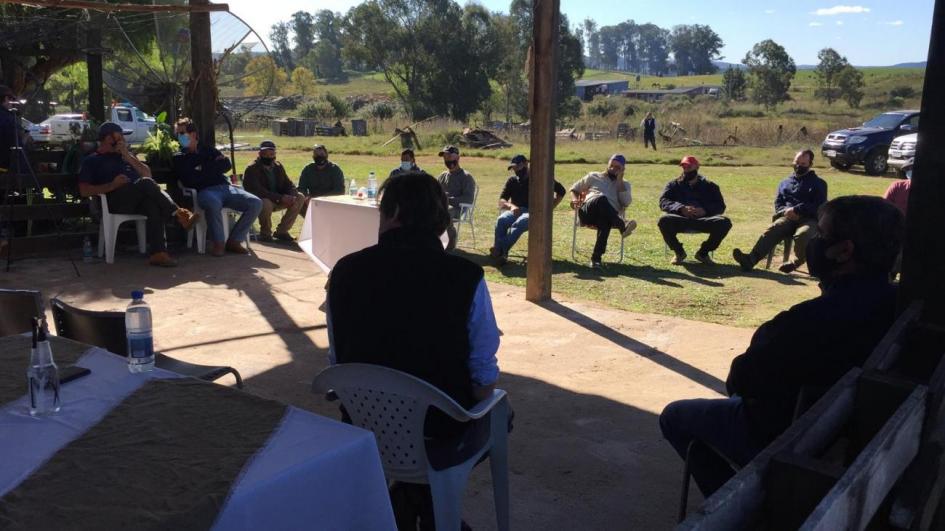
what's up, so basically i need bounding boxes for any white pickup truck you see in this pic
[33,104,156,145]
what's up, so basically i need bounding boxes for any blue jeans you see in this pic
[659,397,766,496]
[493,209,529,255]
[197,184,262,244]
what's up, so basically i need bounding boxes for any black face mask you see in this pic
[606,171,616,180]
[260,157,274,166]
[794,165,810,176]
[515,168,527,178]
[445,160,459,170]
[806,235,840,285]
[684,170,699,181]
[314,156,327,166]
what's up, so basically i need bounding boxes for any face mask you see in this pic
[515,168,527,178]
[806,236,840,285]
[906,169,913,180]
[314,156,327,165]
[260,157,274,166]
[684,169,699,181]
[606,171,616,179]
[794,165,809,176]
[177,134,191,149]
[400,161,413,171]
[445,160,458,169]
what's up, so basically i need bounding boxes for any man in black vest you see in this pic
[327,170,500,529]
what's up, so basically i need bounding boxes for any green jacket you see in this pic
[298,161,345,197]
[243,159,297,202]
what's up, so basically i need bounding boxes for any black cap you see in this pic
[259,140,276,151]
[98,122,124,140]
[507,154,527,169]
[401,148,415,157]
[438,145,460,156]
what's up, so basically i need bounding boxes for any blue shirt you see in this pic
[774,171,827,219]
[78,152,141,186]
[327,277,500,387]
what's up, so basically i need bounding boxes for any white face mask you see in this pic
[906,169,913,180]
[400,161,412,171]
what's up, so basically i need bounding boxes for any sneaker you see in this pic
[695,250,715,265]
[621,219,638,238]
[148,251,178,267]
[671,250,687,265]
[225,240,249,255]
[778,262,798,274]
[732,249,754,272]
[590,259,604,269]
[175,208,199,231]
[257,233,274,243]
[274,231,295,242]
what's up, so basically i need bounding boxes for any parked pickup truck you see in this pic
[821,110,920,175]
[32,104,156,145]
[887,133,917,178]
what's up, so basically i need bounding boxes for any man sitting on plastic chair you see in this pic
[172,117,262,257]
[490,154,566,267]
[78,122,198,267]
[569,154,637,269]
[660,196,904,499]
[326,170,501,530]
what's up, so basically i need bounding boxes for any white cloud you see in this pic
[809,21,824,26]
[836,20,844,25]
[812,5,871,16]
[883,20,905,26]
[764,9,775,14]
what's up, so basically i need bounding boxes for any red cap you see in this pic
[679,155,700,167]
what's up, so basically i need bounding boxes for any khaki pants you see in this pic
[259,191,305,236]
[749,215,818,266]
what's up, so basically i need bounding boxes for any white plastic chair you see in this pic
[179,184,251,254]
[452,186,479,247]
[96,193,146,264]
[570,191,625,264]
[313,363,510,531]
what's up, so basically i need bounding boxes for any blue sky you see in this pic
[225,0,934,66]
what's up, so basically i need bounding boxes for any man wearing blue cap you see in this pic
[570,154,637,268]
[490,154,566,265]
[78,122,198,267]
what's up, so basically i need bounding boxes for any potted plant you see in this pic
[138,111,179,169]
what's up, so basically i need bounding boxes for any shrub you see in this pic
[889,86,916,99]
[429,130,463,148]
[586,98,618,118]
[622,103,636,118]
[663,83,676,90]
[887,96,905,108]
[299,100,334,121]
[716,108,765,118]
[325,92,350,119]
[362,101,395,121]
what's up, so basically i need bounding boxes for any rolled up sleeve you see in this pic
[467,278,500,386]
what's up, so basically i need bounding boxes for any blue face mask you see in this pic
[177,133,191,149]
[906,169,913,180]
[400,161,412,171]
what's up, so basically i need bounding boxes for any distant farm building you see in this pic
[575,79,630,101]
[623,85,722,103]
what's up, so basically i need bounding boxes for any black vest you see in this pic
[329,227,484,421]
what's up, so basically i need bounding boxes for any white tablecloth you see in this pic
[0,348,396,530]
[298,195,380,273]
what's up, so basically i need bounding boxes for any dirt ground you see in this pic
[1,242,755,530]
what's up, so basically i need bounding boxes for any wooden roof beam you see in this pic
[0,0,229,13]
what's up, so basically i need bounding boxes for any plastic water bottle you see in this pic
[126,291,155,373]
[82,236,93,263]
[348,178,357,197]
[367,172,377,200]
[27,318,61,416]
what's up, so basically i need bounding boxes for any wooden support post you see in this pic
[86,17,104,123]
[189,0,216,145]
[900,0,945,326]
[525,0,559,303]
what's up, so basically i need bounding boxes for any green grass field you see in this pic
[228,147,894,328]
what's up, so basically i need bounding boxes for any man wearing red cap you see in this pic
[570,154,636,268]
[658,156,731,265]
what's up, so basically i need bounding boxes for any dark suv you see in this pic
[821,110,920,175]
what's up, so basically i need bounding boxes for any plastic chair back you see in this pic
[0,289,44,337]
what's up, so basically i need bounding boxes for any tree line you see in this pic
[579,20,723,75]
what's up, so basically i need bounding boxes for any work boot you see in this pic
[621,219,638,238]
[671,250,687,265]
[779,262,798,274]
[225,240,249,255]
[148,251,177,267]
[274,231,295,242]
[257,233,274,243]
[175,208,199,231]
[732,248,755,272]
[695,250,715,265]
[210,242,225,257]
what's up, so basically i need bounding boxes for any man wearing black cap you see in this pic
[570,154,637,268]
[242,140,305,242]
[298,144,345,210]
[437,145,476,250]
[491,154,566,265]
[388,148,421,178]
[79,122,198,267]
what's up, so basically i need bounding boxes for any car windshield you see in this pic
[863,113,905,129]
